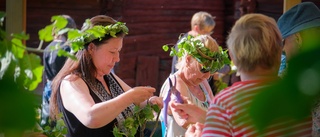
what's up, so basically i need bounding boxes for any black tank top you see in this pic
[57,73,137,137]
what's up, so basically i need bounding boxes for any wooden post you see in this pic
[6,0,26,38]
[283,0,301,13]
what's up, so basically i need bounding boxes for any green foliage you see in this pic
[163,35,230,74]
[0,11,40,136]
[249,47,320,132]
[42,113,68,137]
[38,16,129,60]
[0,76,38,134]
[214,79,228,93]
[113,104,160,137]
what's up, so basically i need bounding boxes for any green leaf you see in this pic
[67,29,82,40]
[0,76,37,132]
[151,105,160,113]
[19,53,44,91]
[112,126,123,137]
[124,117,135,128]
[249,47,320,132]
[11,32,29,40]
[38,25,54,42]
[57,48,76,60]
[11,38,25,59]
[162,45,169,52]
[51,15,68,30]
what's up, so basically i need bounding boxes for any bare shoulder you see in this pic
[61,74,88,94]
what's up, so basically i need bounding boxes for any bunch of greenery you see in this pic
[163,35,231,92]
[163,35,230,73]
[0,11,43,137]
[31,112,67,137]
[113,104,160,137]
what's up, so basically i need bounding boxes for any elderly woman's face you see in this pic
[183,58,211,86]
[89,37,123,76]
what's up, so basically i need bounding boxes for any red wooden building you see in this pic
[1,0,320,95]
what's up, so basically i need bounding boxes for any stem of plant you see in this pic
[140,122,146,137]
[150,109,161,137]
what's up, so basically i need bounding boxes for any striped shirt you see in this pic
[202,79,312,137]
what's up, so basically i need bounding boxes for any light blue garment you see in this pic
[41,81,52,127]
[278,52,287,76]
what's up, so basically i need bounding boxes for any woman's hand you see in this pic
[185,123,204,137]
[170,97,207,124]
[148,96,163,108]
[127,86,155,105]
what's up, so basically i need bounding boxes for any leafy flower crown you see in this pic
[70,21,129,47]
[163,35,230,73]
[45,19,129,59]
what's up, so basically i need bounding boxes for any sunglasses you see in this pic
[199,66,216,74]
[200,67,210,73]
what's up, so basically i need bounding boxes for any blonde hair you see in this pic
[176,35,219,69]
[227,13,282,72]
[191,11,216,31]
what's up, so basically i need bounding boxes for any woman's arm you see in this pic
[113,73,163,107]
[169,76,193,128]
[60,75,154,128]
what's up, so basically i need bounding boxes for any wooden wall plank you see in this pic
[6,0,26,39]
[136,56,160,95]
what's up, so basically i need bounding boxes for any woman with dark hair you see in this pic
[50,15,162,137]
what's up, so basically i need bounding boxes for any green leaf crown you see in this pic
[38,16,129,60]
[163,35,231,73]
[70,20,129,49]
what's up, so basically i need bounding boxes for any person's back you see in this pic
[41,15,77,127]
[201,13,312,137]
[203,80,312,136]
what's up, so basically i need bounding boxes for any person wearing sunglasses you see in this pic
[185,13,311,137]
[171,11,216,74]
[277,2,320,136]
[160,35,229,137]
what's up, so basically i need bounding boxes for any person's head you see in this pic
[78,15,127,78]
[277,2,320,61]
[227,13,282,75]
[53,15,77,39]
[191,11,216,35]
[50,15,128,119]
[176,35,221,85]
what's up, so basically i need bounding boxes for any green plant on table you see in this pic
[113,104,160,137]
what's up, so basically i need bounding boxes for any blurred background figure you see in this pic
[41,14,77,128]
[277,2,320,136]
